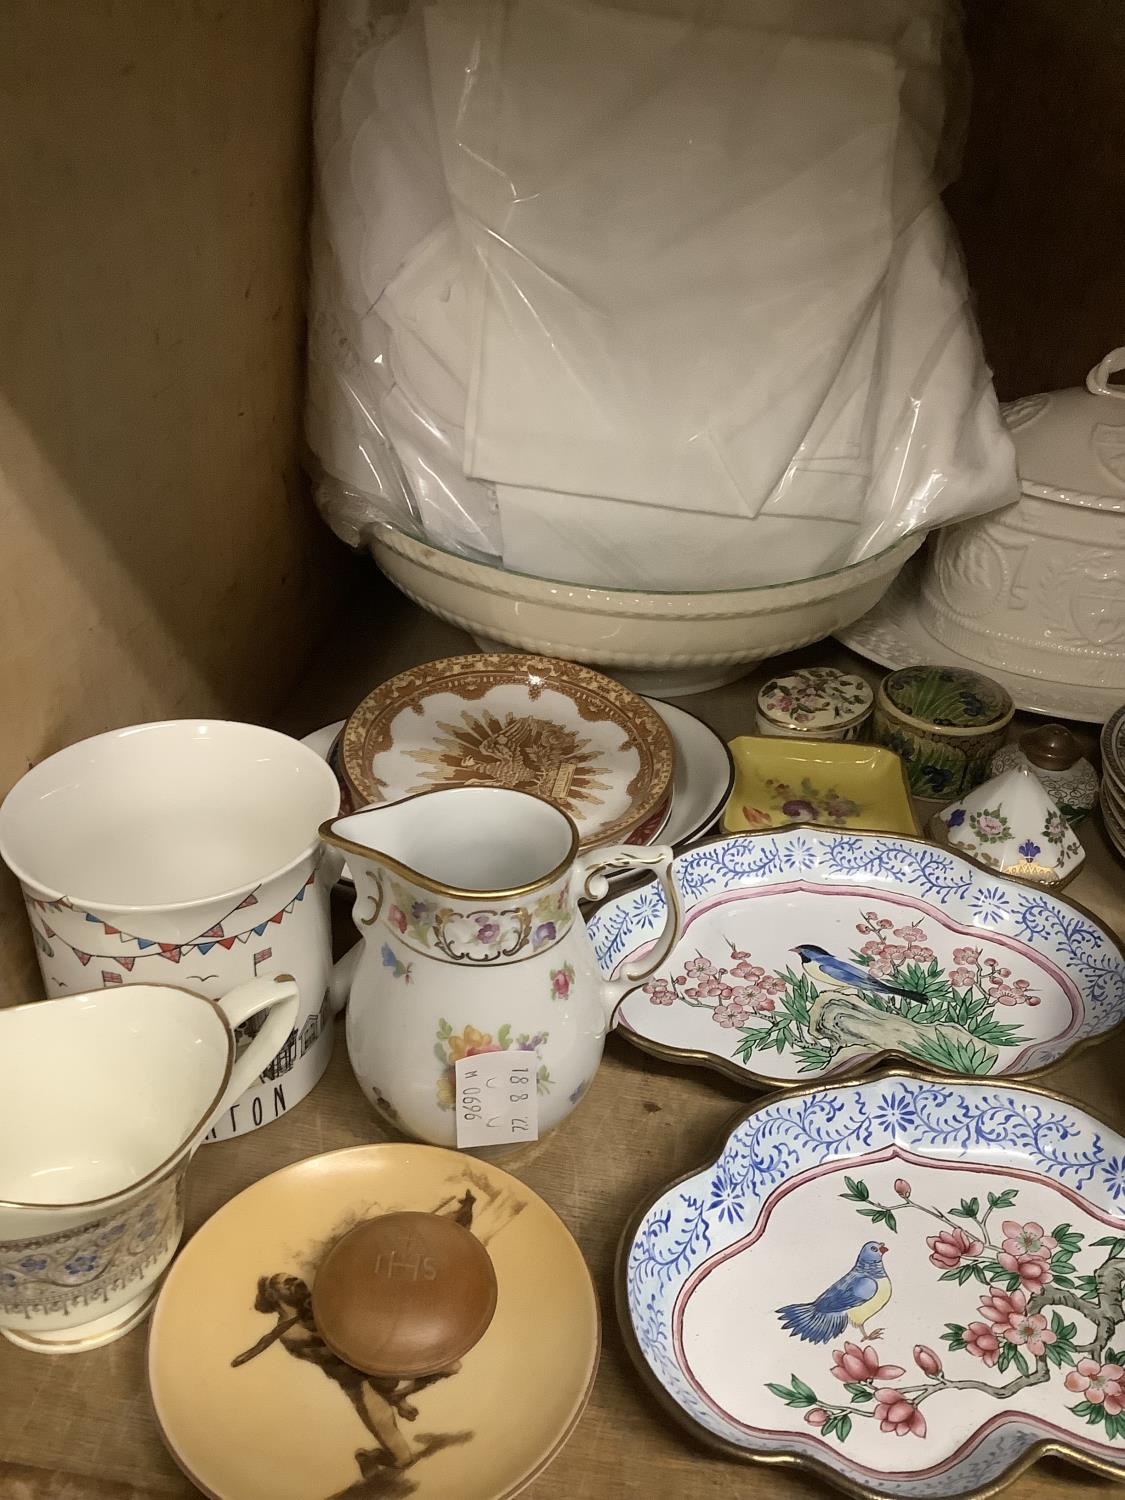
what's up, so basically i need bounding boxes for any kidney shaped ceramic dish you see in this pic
[617,1071,1125,1500]
[340,653,674,850]
[148,1143,599,1500]
[587,827,1125,1087]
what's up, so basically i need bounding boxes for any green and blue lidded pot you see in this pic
[872,665,1014,800]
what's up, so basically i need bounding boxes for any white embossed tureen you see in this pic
[919,349,1125,692]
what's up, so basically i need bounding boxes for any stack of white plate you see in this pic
[1099,705,1125,858]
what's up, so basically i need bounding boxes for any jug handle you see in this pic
[212,975,301,1116]
[572,844,683,1022]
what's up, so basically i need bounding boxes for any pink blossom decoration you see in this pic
[978,1287,1026,1332]
[642,978,675,1007]
[730,960,765,980]
[963,1321,1001,1366]
[893,925,927,943]
[1000,1221,1057,1259]
[1003,1311,1056,1357]
[711,1003,750,1029]
[996,1251,1053,1291]
[926,1227,983,1269]
[1064,1360,1125,1413]
[829,1342,904,1384]
[874,1388,927,1437]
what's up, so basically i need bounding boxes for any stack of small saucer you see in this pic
[304,652,735,885]
[1100,706,1125,860]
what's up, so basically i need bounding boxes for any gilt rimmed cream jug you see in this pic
[322,786,684,1147]
[0,974,298,1351]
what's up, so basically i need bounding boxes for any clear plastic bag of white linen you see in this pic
[308,0,1015,590]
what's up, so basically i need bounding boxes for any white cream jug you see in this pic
[322,786,682,1147]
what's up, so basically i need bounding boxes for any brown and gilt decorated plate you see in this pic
[339,654,675,850]
[148,1144,599,1500]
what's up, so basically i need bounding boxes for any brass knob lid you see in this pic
[311,1211,498,1377]
[1021,722,1080,771]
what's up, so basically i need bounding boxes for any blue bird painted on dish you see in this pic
[777,1240,891,1344]
[791,944,927,1009]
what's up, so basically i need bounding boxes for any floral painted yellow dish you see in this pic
[722,737,919,837]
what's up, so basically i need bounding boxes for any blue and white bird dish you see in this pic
[617,1071,1125,1500]
[586,826,1125,1087]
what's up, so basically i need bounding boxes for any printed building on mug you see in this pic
[260,1029,299,1082]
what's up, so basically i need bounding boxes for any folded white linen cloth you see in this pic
[380,382,503,560]
[345,7,451,312]
[424,0,900,517]
[495,486,863,591]
[307,0,1014,587]
[376,222,469,428]
[495,195,1015,590]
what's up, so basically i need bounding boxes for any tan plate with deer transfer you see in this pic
[340,654,674,850]
[147,1144,599,1500]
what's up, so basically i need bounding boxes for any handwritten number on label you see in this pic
[455,1053,540,1148]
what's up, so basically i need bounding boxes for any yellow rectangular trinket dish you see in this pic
[721,736,919,836]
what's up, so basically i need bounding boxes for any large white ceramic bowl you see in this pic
[370,528,924,697]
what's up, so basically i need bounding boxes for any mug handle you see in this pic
[572,844,683,1021]
[213,974,301,1112]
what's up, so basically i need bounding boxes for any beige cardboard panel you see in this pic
[0,0,333,1001]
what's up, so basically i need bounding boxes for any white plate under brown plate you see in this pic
[618,1070,1125,1500]
[587,826,1125,1088]
[338,653,674,850]
[655,700,734,849]
[837,559,1121,723]
[148,1143,599,1500]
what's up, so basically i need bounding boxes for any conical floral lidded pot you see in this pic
[930,766,1085,887]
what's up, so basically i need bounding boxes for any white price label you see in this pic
[454,1051,539,1148]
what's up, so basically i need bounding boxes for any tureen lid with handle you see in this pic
[1002,346,1125,510]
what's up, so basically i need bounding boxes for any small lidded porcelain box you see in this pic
[755,667,873,741]
[872,664,1014,799]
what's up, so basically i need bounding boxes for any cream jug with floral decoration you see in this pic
[321,787,683,1147]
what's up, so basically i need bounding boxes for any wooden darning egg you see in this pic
[311,1211,498,1377]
